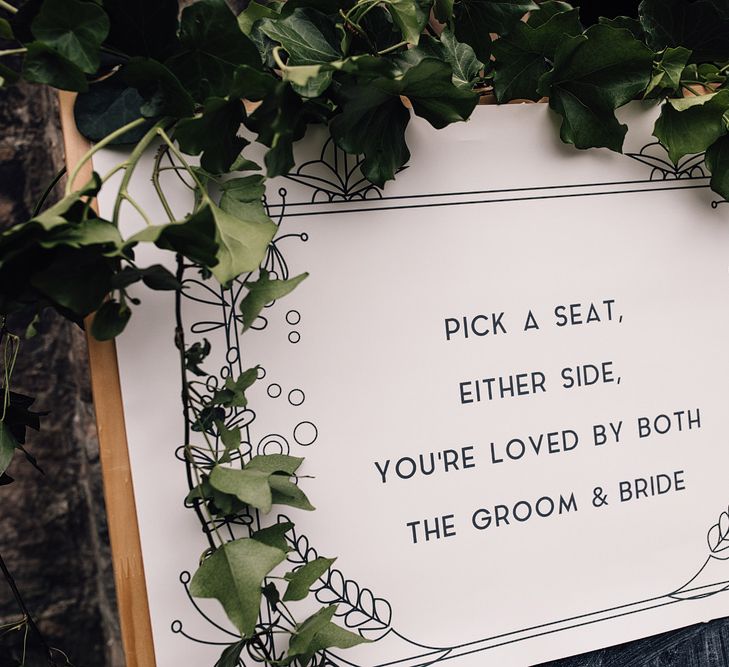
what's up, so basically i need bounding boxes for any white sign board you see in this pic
[94,103,729,666]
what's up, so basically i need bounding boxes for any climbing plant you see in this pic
[1,0,728,664]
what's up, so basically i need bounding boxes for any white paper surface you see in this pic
[93,102,729,666]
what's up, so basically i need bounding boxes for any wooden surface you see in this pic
[57,91,157,667]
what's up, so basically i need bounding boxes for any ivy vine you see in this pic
[0,0,728,665]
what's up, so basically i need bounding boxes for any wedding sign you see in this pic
[93,102,729,666]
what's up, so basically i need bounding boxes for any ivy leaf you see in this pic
[653,91,729,164]
[492,1,582,102]
[184,339,210,377]
[598,15,644,39]
[238,1,280,34]
[215,420,241,463]
[0,18,14,40]
[211,367,259,408]
[174,98,247,174]
[31,0,109,74]
[269,474,315,511]
[215,641,246,667]
[639,0,729,63]
[287,606,368,665]
[0,421,18,477]
[204,201,277,286]
[706,135,729,201]
[393,57,478,128]
[74,75,151,144]
[251,521,294,551]
[166,0,261,102]
[126,213,220,268]
[453,0,538,61]
[190,537,287,637]
[433,0,454,23]
[239,270,308,331]
[386,0,431,45]
[91,299,131,341]
[440,28,483,90]
[246,454,304,475]
[539,24,653,152]
[261,582,281,609]
[331,87,410,186]
[209,465,274,512]
[283,557,336,601]
[103,0,180,61]
[123,58,194,118]
[260,8,340,64]
[645,46,692,97]
[22,42,88,92]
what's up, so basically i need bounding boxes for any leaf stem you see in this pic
[156,128,212,205]
[31,167,66,217]
[111,119,169,226]
[0,47,26,56]
[65,117,147,195]
[0,0,17,13]
[152,146,177,223]
[377,40,408,55]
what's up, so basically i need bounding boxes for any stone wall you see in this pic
[0,81,124,666]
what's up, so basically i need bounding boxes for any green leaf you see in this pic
[31,0,109,74]
[247,454,304,475]
[453,0,538,61]
[395,57,479,129]
[239,270,308,331]
[386,0,431,45]
[706,135,729,201]
[0,421,18,477]
[539,24,653,152]
[190,537,287,637]
[287,606,368,664]
[645,46,692,97]
[138,264,180,290]
[22,41,88,92]
[269,474,315,511]
[251,521,294,551]
[639,0,729,63]
[433,0,454,23]
[123,58,195,118]
[209,465,275,513]
[166,0,261,101]
[184,339,210,377]
[201,201,277,286]
[174,98,247,174]
[653,90,729,164]
[126,213,220,268]
[492,1,582,102]
[598,15,644,39]
[91,299,131,341]
[215,641,246,667]
[260,8,340,64]
[74,76,151,144]
[331,87,410,186]
[103,0,180,61]
[211,367,259,407]
[0,18,14,40]
[238,1,280,34]
[440,28,483,90]
[283,557,336,601]
[215,420,241,463]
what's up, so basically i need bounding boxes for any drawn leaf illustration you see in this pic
[707,507,729,559]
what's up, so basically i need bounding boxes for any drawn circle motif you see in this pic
[288,331,301,344]
[226,347,240,365]
[301,233,309,242]
[267,383,282,398]
[288,389,305,406]
[293,421,318,447]
[257,366,267,380]
[257,434,290,455]
[171,620,183,633]
[286,310,301,325]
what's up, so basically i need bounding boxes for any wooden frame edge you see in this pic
[57,91,157,667]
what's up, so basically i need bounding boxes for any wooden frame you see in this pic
[57,91,156,667]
